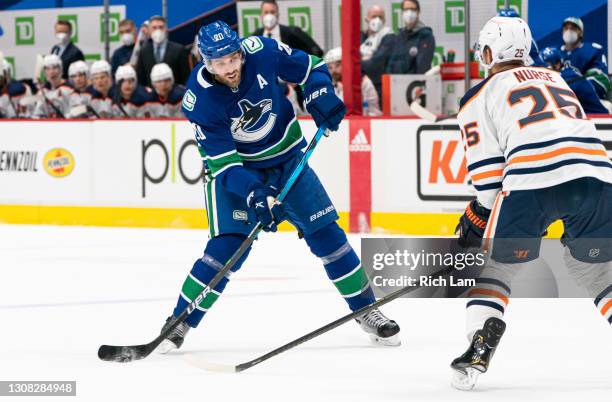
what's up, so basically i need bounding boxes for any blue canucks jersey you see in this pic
[561,42,610,98]
[560,65,608,114]
[181,36,327,198]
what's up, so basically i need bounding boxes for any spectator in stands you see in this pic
[50,20,85,79]
[385,0,435,74]
[67,60,92,117]
[540,47,609,114]
[33,55,74,118]
[560,16,610,99]
[136,15,190,87]
[325,47,381,116]
[113,65,154,117]
[149,63,185,117]
[361,9,397,102]
[253,0,323,57]
[360,5,394,62]
[0,59,31,118]
[111,19,137,76]
[87,60,114,118]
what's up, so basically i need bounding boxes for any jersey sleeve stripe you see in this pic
[473,182,503,191]
[211,162,243,178]
[299,55,324,86]
[298,55,313,86]
[467,156,506,172]
[471,169,504,182]
[506,136,603,159]
[507,146,608,165]
[206,151,243,174]
[504,158,612,177]
[594,285,612,306]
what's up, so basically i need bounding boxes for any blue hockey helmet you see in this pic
[497,8,519,18]
[197,20,243,73]
[540,47,562,66]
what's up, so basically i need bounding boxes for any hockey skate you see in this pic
[450,317,506,390]
[355,309,401,346]
[157,315,191,354]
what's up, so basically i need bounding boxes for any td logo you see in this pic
[391,2,402,33]
[241,8,261,37]
[445,0,465,33]
[58,14,78,43]
[100,12,120,42]
[15,16,35,45]
[288,7,312,36]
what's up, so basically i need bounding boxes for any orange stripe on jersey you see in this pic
[459,81,490,114]
[508,147,608,165]
[471,169,504,182]
[467,288,509,305]
[601,299,612,316]
[484,192,503,240]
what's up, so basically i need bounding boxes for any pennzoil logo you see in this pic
[43,148,75,178]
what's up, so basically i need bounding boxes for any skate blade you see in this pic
[369,333,401,347]
[157,339,177,355]
[451,367,480,391]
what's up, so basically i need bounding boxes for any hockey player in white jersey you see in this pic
[148,63,185,117]
[33,55,74,118]
[87,60,114,118]
[450,16,612,390]
[67,60,92,117]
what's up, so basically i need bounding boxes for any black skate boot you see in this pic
[157,315,191,354]
[355,308,401,346]
[451,317,506,390]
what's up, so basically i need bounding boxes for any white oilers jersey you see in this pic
[33,82,74,118]
[458,66,612,209]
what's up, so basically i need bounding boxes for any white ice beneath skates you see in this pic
[355,309,401,346]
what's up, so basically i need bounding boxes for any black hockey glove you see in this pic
[456,199,491,248]
[246,185,283,232]
[304,84,346,132]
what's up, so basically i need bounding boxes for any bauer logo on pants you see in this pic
[43,148,75,178]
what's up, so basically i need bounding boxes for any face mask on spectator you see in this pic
[368,17,383,33]
[151,29,166,44]
[56,32,69,45]
[563,29,578,45]
[402,10,418,26]
[121,33,134,46]
[263,14,277,29]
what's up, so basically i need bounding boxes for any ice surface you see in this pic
[0,224,610,401]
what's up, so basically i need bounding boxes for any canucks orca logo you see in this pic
[230,98,276,143]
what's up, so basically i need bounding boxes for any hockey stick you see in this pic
[193,265,455,373]
[98,124,330,363]
[410,100,457,123]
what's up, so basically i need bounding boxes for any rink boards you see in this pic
[1,116,611,235]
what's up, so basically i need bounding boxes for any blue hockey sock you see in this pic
[304,222,375,311]
[172,234,251,328]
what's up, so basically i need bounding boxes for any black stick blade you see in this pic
[98,344,153,362]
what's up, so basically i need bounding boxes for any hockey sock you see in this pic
[304,222,375,311]
[172,234,251,328]
[465,258,516,340]
[595,285,612,326]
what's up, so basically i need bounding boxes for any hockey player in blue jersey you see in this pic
[157,21,401,353]
[541,47,608,114]
[560,17,609,99]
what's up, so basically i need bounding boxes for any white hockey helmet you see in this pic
[150,63,174,84]
[90,60,111,77]
[43,54,63,69]
[324,47,342,64]
[68,60,89,78]
[115,64,137,82]
[476,16,532,70]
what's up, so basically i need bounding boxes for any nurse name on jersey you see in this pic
[513,68,558,84]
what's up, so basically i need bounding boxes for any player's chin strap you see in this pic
[97,124,330,363]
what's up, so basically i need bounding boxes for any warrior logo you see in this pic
[230,98,276,143]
